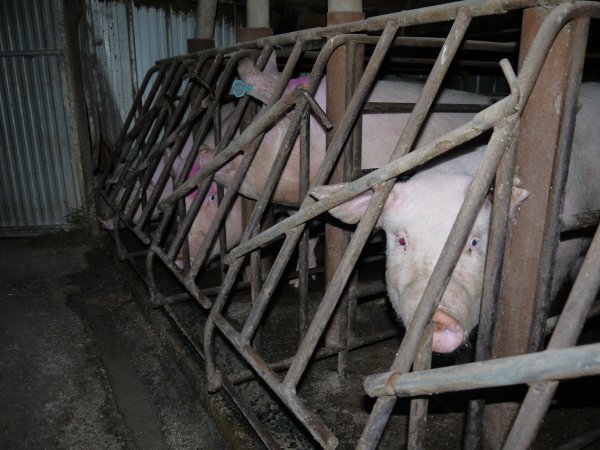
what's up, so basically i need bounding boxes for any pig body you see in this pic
[214,56,491,206]
[314,82,600,353]
[179,155,243,265]
[100,132,245,265]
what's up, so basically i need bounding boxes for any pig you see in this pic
[185,147,318,284]
[98,157,178,230]
[212,54,492,206]
[312,82,600,353]
[98,134,245,267]
[177,148,243,266]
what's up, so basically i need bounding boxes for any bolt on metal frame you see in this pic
[95,0,600,448]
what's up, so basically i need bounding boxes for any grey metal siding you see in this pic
[0,0,82,232]
[85,0,238,147]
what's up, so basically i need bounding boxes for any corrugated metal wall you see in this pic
[0,0,239,233]
[0,0,83,233]
[85,0,240,148]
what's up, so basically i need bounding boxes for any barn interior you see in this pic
[2,1,600,449]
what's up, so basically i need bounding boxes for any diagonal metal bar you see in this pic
[359,53,520,449]
[182,42,304,284]
[238,26,399,347]
[357,113,520,450]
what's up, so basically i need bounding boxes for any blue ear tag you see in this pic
[231,79,254,98]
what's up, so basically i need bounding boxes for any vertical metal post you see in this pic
[324,0,364,376]
[484,7,589,448]
[188,0,217,52]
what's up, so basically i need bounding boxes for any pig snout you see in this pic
[431,309,464,353]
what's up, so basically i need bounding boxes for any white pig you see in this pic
[213,54,491,206]
[99,135,245,267]
[177,147,243,266]
[312,83,600,353]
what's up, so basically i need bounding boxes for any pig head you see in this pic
[313,83,600,353]
[312,145,530,353]
[178,146,244,267]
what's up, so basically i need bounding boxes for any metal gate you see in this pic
[97,1,600,448]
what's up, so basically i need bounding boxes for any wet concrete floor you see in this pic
[0,232,243,449]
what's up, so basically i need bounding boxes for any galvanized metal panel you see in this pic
[86,0,134,145]
[0,0,82,233]
[86,0,237,147]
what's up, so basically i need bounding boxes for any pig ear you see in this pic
[509,186,529,218]
[237,53,280,104]
[263,52,279,75]
[198,144,214,167]
[311,184,374,224]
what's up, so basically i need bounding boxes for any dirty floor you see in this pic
[1,230,599,450]
[0,232,245,449]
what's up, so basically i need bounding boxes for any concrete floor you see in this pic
[0,232,249,449]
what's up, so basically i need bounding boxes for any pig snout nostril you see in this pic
[431,310,464,353]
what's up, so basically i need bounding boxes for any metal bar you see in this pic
[161,305,280,450]
[362,102,488,113]
[98,64,161,187]
[227,327,400,385]
[202,44,306,389]
[182,43,300,285]
[210,313,339,449]
[101,63,167,193]
[364,342,600,398]
[298,108,311,340]
[224,95,514,263]
[463,126,519,450]
[487,4,599,445]
[323,7,364,372]
[528,16,590,354]
[159,0,537,61]
[110,60,186,211]
[231,41,339,345]
[240,25,398,361]
[502,20,599,450]
[130,58,213,229]
[407,330,432,450]
[545,301,600,336]
[356,11,491,448]
[163,54,244,259]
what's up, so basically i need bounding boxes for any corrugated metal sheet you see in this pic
[0,0,82,233]
[86,0,238,147]
[0,0,239,232]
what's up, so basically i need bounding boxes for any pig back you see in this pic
[238,79,490,205]
[361,80,490,169]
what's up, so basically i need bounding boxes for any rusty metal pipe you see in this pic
[464,128,519,450]
[237,29,395,346]
[183,43,305,284]
[364,342,600,398]
[210,312,339,448]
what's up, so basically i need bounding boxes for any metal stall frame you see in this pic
[96,0,600,448]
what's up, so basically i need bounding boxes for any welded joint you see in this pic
[183,72,215,96]
[298,88,333,129]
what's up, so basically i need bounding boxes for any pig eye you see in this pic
[466,237,480,256]
[208,194,215,202]
[397,234,408,250]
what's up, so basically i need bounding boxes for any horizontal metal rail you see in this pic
[364,342,600,397]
